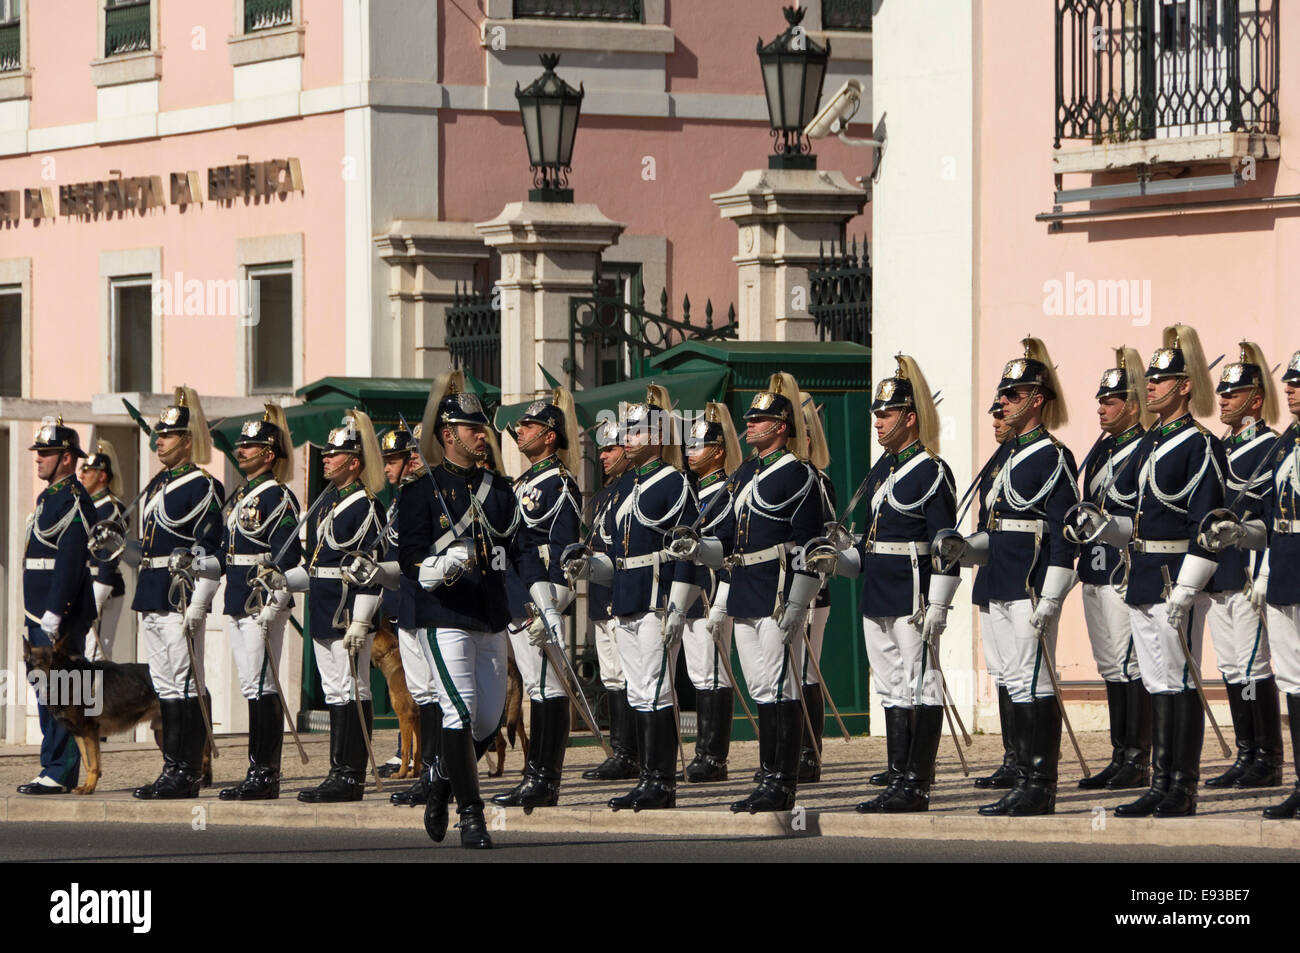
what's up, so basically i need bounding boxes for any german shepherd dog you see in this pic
[22,640,211,795]
[370,619,529,778]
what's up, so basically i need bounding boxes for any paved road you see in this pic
[5,822,1299,863]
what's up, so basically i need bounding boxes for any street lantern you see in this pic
[515,53,584,203]
[757,5,830,169]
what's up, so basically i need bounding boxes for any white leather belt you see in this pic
[728,543,789,567]
[227,554,263,566]
[1275,518,1299,535]
[616,553,674,570]
[991,518,1047,534]
[142,556,174,569]
[863,541,931,556]
[24,558,55,570]
[1132,538,1189,554]
[310,567,344,579]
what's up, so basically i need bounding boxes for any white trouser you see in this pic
[86,595,124,662]
[397,626,438,706]
[732,616,804,706]
[594,618,625,691]
[683,617,733,691]
[423,627,507,740]
[1081,583,1142,683]
[140,611,206,701]
[1266,604,1300,696]
[1128,596,1210,695]
[800,605,829,687]
[508,619,568,703]
[863,614,942,708]
[616,613,678,712]
[987,599,1059,703]
[312,634,373,706]
[979,607,1006,687]
[226,613,286,700]
[1205,589,1273,684]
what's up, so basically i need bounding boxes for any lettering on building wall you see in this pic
[59,177,166,218]
[25,187,54,221]
[207,158,304,204]
[0,189,19,225]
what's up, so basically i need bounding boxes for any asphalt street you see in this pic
[4,821,1299,863]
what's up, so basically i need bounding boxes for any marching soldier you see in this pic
[19,417,95,795]
[129,388,224,800]
[947,339,1080,817]
[1257,351,1300,818]
[281,411,386,803]
[811,357,958,812]
[216,405,301,801]
[495,389,583,809]
[674,373,823,813]
[566,385,700,812]
[80,439,126,662]
[1201,343,1285,789]
[581,419,640,781]
[680,402,741,783]
[1084,325,1226,818]
[797,393,836,783]
[407,372,544,849]
[1076,348,1153,791]
[381,423,446,805]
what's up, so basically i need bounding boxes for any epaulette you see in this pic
[1194,421,1213,437]
[925,447,941,462]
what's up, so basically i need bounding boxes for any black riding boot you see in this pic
[798,682,825,782]
[298,703,363,802]
[519,696,570,809]
[438,727,491,849]
[686,688,732,782]
[629,707,678,811]
[147,697,205,800]
[1236,677,1284,787]
[222,696,283,800]
[979,702,1034,815]
[609,709,655,810]
[741,700,801,813]
[1108,679,1152,788]
[734,703,778,812]
[1263,693,1300,818]
[867,705,911,787]
[1116,691,1175,817]
[423,715,452,842]
[584,689,639,780]
[135,698,187,799]
[392,703,441,806]
[974,684,1018,789]
[1010,696,1060,816]
[1206,680,1255,788]
[1079,681,1126,789]
[1155,689,1203,817]
[494,698,543,807]
[879,705,945,813]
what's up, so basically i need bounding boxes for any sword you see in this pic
[166,565,220,761]
[347,643,384,791]
[699,591,759,736]
[914,636,970,775]
[786,642,821,767]
[526,602,614,759]
[243,585,309,764]
[796,619,851,743]
[1161,565,1232,757]
[662,645,689,776]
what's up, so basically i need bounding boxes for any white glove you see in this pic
[419,542,470,591]
[1029,566,1076,634]
[183,576,220,633]
[1239,519,1268,552]
[1248,550,1270,615]
[1199,517,1245,552]
[692,537,726,570]
[802,536,859,577]
[39,610,61,637]
[283,566,311,593]
[922,573,961,641]
[661,581,699,647]
[775,573,821,645]
[256,589,291,629]
[1166,554,1217,631]
[343,623,367,654]
[92,581,114,614]
[191,553,222,580]
[120,539,143,569]
[526,581,565,647]
[705,582,729,641]
[1096,515,1133,549]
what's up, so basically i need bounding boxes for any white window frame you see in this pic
[482,0,673,55]
[228,0,304,67]
[99,247,161,394]
[109,276,156,395]
[0,256,29,398]
[244,262,295,396]
[92,0,161,88]
[236,234,303,397]
[0,0,30,101]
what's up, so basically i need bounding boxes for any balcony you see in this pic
[104,1,151,57]
[822,0,872,32]
[245,0,293,33]
[1054,0,1278,174]
[514,0,642,21]
[0,21,19,73]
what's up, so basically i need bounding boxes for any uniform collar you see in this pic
[337,481,363,499]
[1226,421,1266,446]
[245,471,272,490]
[893,440,923,464]
[528,454,560,475]
[635,457,665,477]
[401,464,428,485]
[168,462,197,477]
[1158,413,1192,436]
[697,469,725,489]
[441,459,473,478]
[44,476,72,495]
[1113,424,1143,447]
[758,447,787,469]
[1015,425,1046,446]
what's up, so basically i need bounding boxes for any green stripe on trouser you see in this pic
[1245,618,1263,679]
[777,644,790,702]
[1030,641,1043,697]
[539,652,549,697]
[430,631,472,728]
[653,647,670,707]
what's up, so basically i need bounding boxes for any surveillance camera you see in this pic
[804,79,863,140]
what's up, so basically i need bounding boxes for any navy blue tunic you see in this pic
[132,464,225,613]
[1125,415,1227,607]
[1077,425,1144,587]
[711,448,823,619]
[601,458,700,617]
[23,476,96,645]
[1265,421,1300,606]
[303,481,383,639]
[971,440,1014,610]
[853,441,958,618]
[813,471,837,610]
[398,461,544,633]
[587,482,619,623]
[89,491,126,597]
[983,427,1080,603]
[505,455,582,620]
[686,468,736,618]
[1208,423,1276,593]
[219,472,301,616]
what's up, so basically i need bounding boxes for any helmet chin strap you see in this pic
[445,424,487,462]
[1102,402,1139,436]
[515,426,549,458]
[1220,386,1260,429]
[747,418,784,449]
[877,405,911,448]
[1145,377,1184,414]
[1001,385,1042,429]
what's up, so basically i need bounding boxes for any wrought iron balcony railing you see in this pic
[822,0,872,32]
[809,238,871,348]
[446,283,503,388]
[0,22,19,72]
[1055,0,1278,147]
[245,0,293,33]
[513,0,642,22]
[105,1,151,57]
